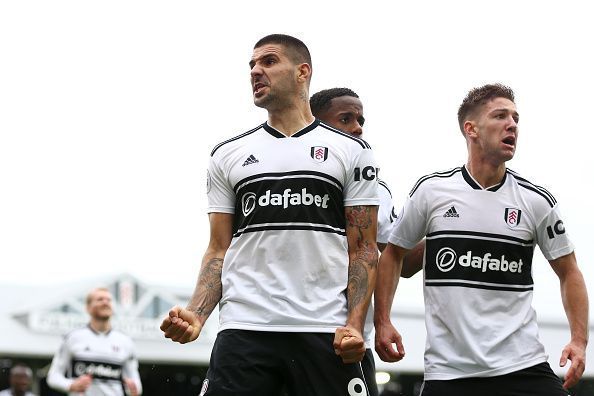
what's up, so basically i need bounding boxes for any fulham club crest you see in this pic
[310,146,328,163]
[504,207,522,228]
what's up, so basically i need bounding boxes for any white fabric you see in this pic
[208,120,379,333]
[47,326,142,396]
[389,165,574,380]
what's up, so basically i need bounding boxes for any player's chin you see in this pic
[500,148,515,161]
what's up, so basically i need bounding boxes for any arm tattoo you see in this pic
[346,206,376,269]
[193,258,223,318]
[346,206,373,229]
[347,255,369,312]
[345,206,378,314]
[347,242,378,314]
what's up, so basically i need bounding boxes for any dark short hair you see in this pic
[254,34,312,67]
[457,83,515,133]
[310,88,359,117]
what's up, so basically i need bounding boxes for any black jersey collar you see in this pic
[87,323,112,335]
[461,165,507,192]
[263,119,319,138]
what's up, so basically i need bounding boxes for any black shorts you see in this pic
[200,329,370,396]
[420,362,568,396]
[361,348,378,396]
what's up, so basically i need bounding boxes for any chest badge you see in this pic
[504,207,522,228]
[310,146,328,163]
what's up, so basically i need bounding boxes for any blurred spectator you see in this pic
[0,363,36,396]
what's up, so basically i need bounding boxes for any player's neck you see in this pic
[267,100,315,137]
[466,158,507,189]
[89,317,112,333]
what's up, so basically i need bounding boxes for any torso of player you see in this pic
[392,166,573,380]
[208,120,379,333]
[423,168,537,290]
[65,327,134,394]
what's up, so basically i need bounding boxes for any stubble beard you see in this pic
[254,91,276,109]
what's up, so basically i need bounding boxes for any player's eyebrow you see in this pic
[249,54,277,69]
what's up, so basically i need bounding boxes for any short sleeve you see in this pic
[388,193,427,249]
[535,204,574,260]
[207,154,235,214]
[343,148,380,207]
[377,181,396,244]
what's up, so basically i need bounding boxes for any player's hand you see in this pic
[559,340,586,389]
[70,374,92,392]
[124,378,139,396]
[160,306,202,344]
[333,326,366,363]
[375,321,405,362]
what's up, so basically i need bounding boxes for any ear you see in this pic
[296,63,312,83]
[463,120,477,139]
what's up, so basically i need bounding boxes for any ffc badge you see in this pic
[310,146,328,163]
[504,207,522,228]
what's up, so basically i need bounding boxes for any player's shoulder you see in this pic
[316,121,372,150]
[108,328,134,343]
[378,178,392,198]
[408,166,463,197]
[506,168,557,208]
[210,123,266,157]
[62,325,93,341]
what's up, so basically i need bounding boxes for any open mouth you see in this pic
[502,136,516,146]
[253,82,267,94]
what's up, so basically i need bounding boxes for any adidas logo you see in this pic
[443,206,459,218]
[242,154,259,167]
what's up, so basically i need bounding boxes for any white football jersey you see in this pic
[208,119,379,333]
[377,179,396,245]
[389,165,574,380]
[47,326,142,396]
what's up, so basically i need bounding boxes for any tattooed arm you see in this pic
[333,205,378,363]
[160,213,233,344]
[345,205,379,330]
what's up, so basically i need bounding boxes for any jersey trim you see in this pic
[507,169,557,208]
[379,180,392,197]
[409,167,461,197]
[262,119,320,138]
[427,230,534,245]
[318,121,371,149]
[426,280,534,292]
[234,170,343,193]
[461,165,507,191]
[211,124,263,156]
[233,223,346,238]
